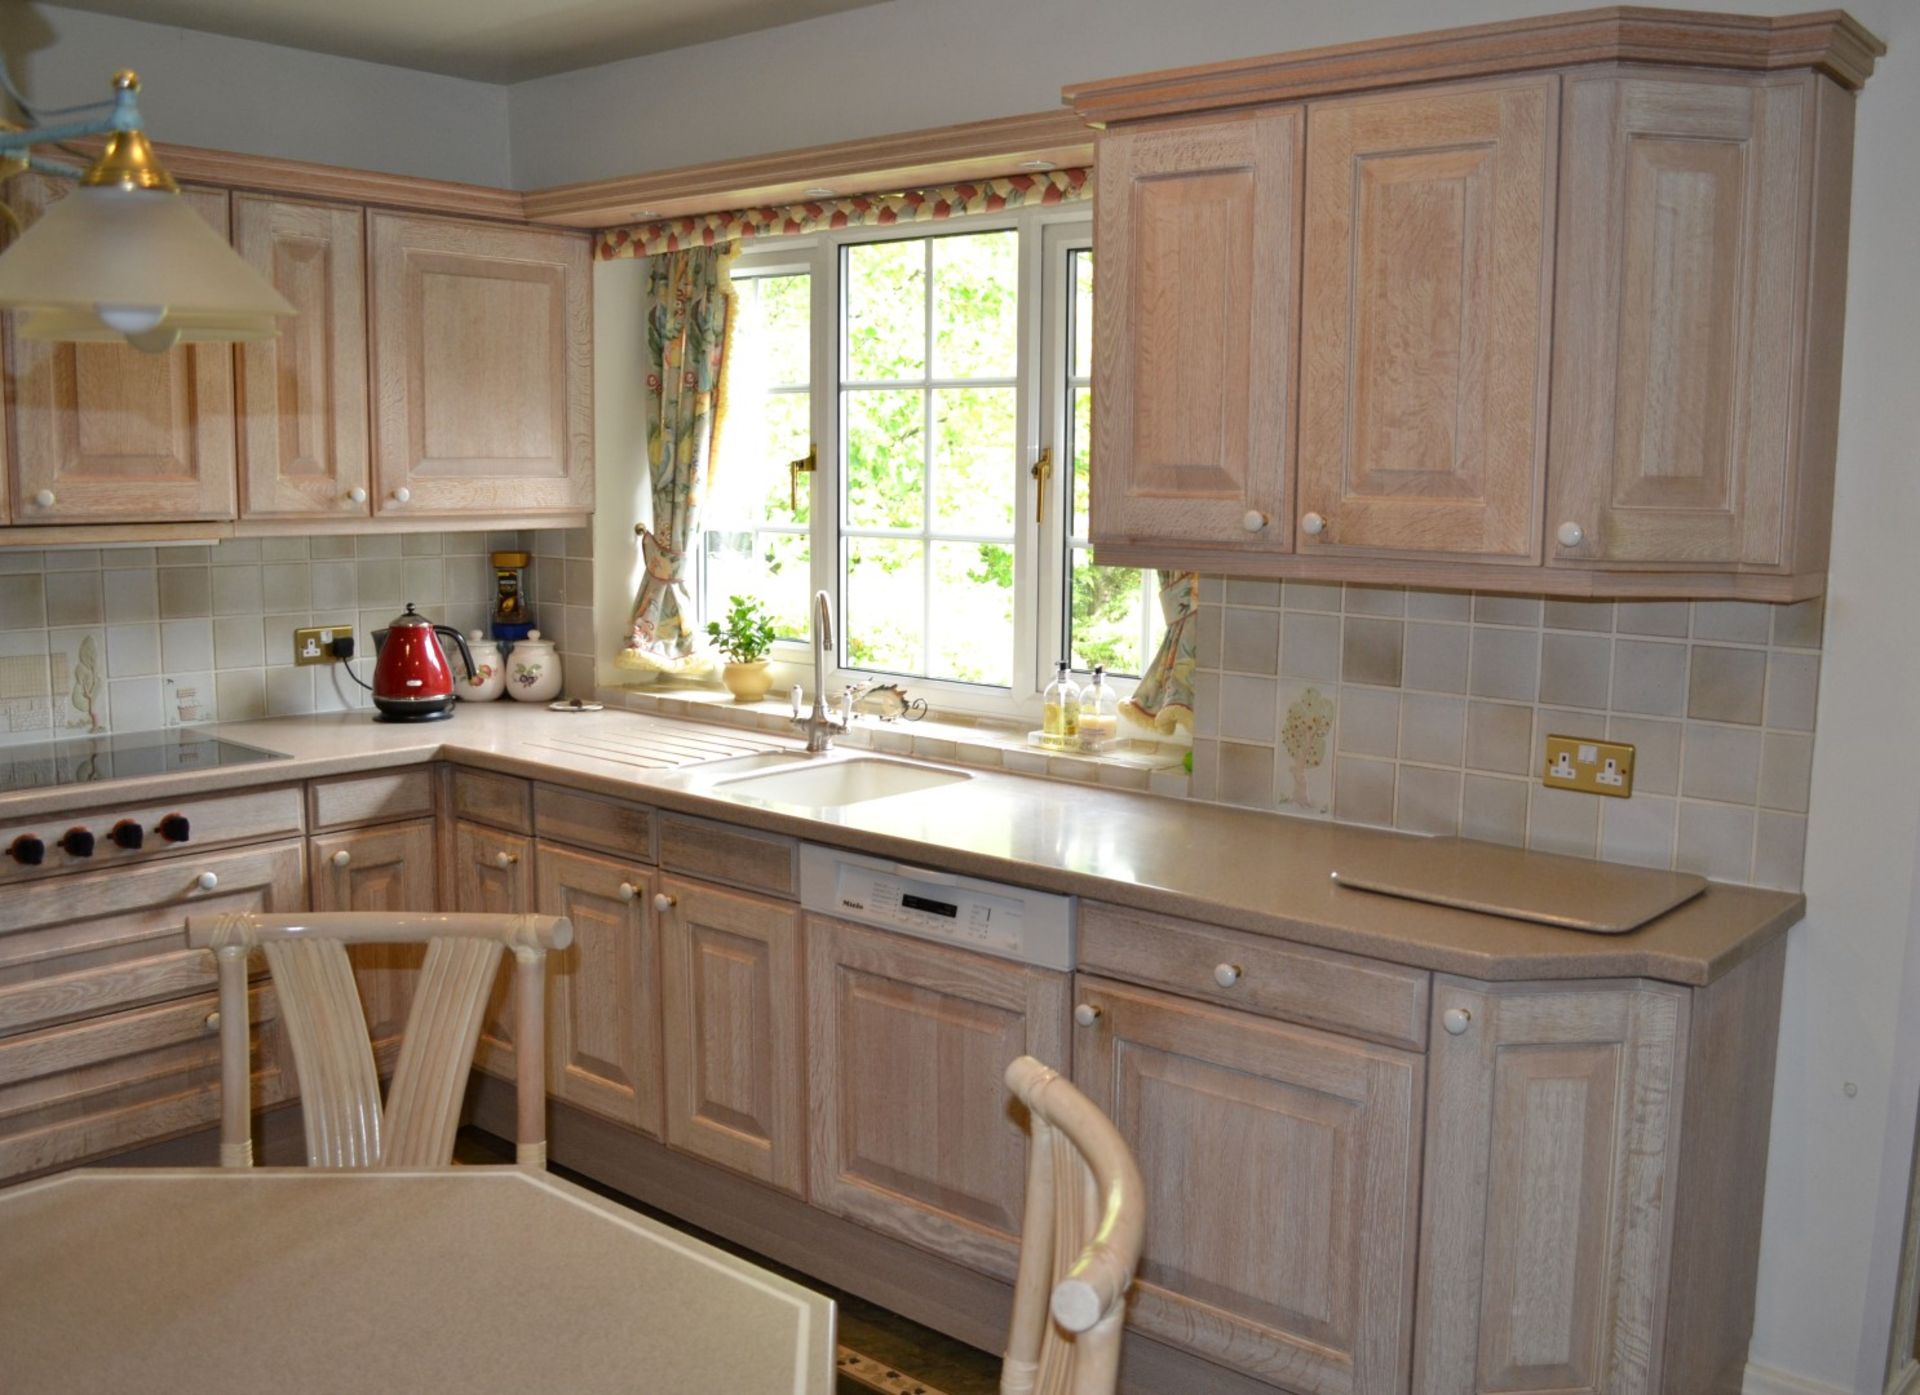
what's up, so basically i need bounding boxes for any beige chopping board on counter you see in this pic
[1331,836,1708,933]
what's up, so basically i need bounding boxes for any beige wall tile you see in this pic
[1676,801,1755,882]
[103,570,159,624]
[1753,811,1808,890]
[1193,604,1222,670]
[1406,589,1472,621]
[1539,632,1611,710]
[45,571,103,628]
[1333,755,1395,826]
[1607,715,1682,795]
[1466,700,1533,775]
[1760,732,1815,813]
[1399,694,1465,767]
[1543,598,1614,632]
[1472,594,1543,627]
[1337,686,1399,757]
[1527,785,1599,857]
[157,567,210,620]
[1772,598,1825,649]
[1345,584,1406,617]
[1217,742,1276,809]
[1461,774,1529,846]
[1688,645,1767,725]
[1765,651,1820,731]
[1225,579,1280,607]
[1403,621,1469,693]
[1218,674,1279,744]
[1682,723,1763,804]
[1342,617,1404,687]
[1469,627,1540,702]
[1615,600,1690,637]
[1692,601,1773,643]
[1221,608,1280,674]
[1600,795,1677,870]
[1395,766,1461,835]
[1280,612,1340,681]
[1611,639,1688,717]
[1282,580,1342,612]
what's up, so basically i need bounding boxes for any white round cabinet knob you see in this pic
[331,849,351,869]
[196,871,219,891]
[653,892,676,914]
[204,1011,221,1034]
[1073,1003,1103,1028]
[1442,1007,1473,1036]
[618,882,638,902]
[348,486,368,504]
[32,490,55,509]
[1557,521,1586,548]
[1213,962,1244,989]
[493,850,516,868]
[392,487,412,504]
[1301,512,1326,536]
[1241,510,1268,533]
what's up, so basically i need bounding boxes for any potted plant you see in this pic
[705,594,779,702]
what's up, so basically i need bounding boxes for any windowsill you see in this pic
[596,677,1192,797]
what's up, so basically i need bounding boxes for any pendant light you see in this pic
[0,71,294,353]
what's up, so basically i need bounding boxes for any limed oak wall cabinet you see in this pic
[0,152,594,546]
[1073,8,1883,600]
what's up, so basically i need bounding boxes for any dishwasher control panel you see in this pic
[798,844,1074,970]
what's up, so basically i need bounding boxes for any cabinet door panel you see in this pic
[1091,108,1300,552]
[1072,976,1421,1395]
[1298,78,1555,561]
[234,196,370,519]
[369,212,591,517]
[659,876,804,1196]
[1414,978,1688,1395]
[537,842,661,1135]
[309,819,436,1070]
[451,822,532,1081]
[807,915,1069,1279]
[1549,72,1811,568]
[8,178,236,523]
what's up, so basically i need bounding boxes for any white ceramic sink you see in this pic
[715,757,970,808]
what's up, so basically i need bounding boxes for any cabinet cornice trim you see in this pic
[1063,7,1884,123]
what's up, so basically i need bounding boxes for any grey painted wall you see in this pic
[7,4,510,184]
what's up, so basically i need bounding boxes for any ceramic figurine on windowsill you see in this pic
[853,683,927,722]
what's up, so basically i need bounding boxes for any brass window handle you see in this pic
[788,444,817,513]
[1030,447,1053,525]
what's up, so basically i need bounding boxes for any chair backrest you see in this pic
[1000,1056,1146,1395]
[185,912,572,1171]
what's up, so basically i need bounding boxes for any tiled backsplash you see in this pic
[0,527,595,742]
[1188,580,1823,890]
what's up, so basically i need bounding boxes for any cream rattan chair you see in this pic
[1000,1055,1147,1395]
[186,912,572,1170]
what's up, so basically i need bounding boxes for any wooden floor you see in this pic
[453,1129,1001,1395]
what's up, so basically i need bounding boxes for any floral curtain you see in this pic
[1122,571,1199,734]
[595,169,1089,260]
[616,243,739,676]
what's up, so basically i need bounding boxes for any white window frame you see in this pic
[711,205,1123,723]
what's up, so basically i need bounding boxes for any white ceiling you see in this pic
[48,0,889,82]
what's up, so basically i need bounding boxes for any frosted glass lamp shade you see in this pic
[0,184,294,351]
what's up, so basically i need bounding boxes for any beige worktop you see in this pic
[0,705,1802,986]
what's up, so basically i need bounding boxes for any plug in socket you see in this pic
[1542,734,1636,798]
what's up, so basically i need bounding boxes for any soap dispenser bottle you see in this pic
[1079,664,1118,751]
[1042,660,1081,742]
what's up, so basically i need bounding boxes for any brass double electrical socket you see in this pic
[1542,735,1636,797]
[293,626,346,666]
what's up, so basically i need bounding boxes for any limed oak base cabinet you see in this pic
[2,761,1789,1395]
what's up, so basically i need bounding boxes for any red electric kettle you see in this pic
[370,603,474,722]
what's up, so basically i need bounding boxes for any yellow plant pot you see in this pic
[721,661,774,703]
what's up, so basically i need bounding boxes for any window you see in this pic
[705,206,1156,718]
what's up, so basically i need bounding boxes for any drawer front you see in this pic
[0,784,304,886]
[534,783,655,863]
[0,983,288,1183]
[0,840,306,1039]
[308,768,434,830]
[451,767,533,834]
[657,812,796,899]
[1079,902,1430,1051]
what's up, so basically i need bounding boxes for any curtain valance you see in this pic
[595,168,1090,260]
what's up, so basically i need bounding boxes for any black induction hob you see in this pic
[0,730,290,794]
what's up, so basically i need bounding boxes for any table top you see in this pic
[0,1167,836,1395]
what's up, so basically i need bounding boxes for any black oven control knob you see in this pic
[58,828,95,858]
[110,820,145,851]
[156,814,192,844]
[9,834,45,866]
